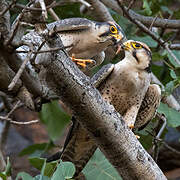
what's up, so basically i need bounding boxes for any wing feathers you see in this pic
[135,84,161,130]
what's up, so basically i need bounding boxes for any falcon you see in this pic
[47,40,161,178]
[47,18,125,70]
[20,18,125,72]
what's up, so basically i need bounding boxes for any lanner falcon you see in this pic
[48,40,161,178]
[32,17,125,71]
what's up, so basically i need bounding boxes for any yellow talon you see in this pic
[135,135,140,139]
[76,62,86,68]
[128,124,134,129]
[71,55,95,68]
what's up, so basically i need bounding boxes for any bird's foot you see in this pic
[128,124,134,129]
[128,124,140,139]
[71,56,96,69]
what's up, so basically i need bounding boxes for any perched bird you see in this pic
[20,18,125,72]
[47,18,125,70]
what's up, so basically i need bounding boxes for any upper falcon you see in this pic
[48,18,125,68]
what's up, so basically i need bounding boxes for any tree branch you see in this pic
[101,0,180,29]
[38,31,167,179]
[86,0,114,22]
[115,0,180,66]
[0,48,43,97]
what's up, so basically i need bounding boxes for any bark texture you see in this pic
[38,33,167,180]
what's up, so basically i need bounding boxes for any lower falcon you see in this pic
[48,40,161,178]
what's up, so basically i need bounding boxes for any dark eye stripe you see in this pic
[132,51,139,63]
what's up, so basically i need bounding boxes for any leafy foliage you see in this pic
[0,157,12,180]
[158,103,180,127]
[40,100,70,141]
[83,149,122,180]
[16,161,75,180]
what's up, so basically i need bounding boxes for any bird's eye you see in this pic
[110,26,117,34]
[132,43,142,49]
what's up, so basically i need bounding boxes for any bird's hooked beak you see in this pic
[116,41,132,54]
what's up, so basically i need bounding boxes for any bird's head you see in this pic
[95,21,126,46]
[122,40,152,73]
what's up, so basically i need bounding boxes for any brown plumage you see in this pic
[50,40,161,178]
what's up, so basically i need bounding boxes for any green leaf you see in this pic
[33,175,51,180]
[29,157,57,177]
[167,50,180,68]
[133,36,157,48]
[41,159,47,177]
[160,6,173,14]
[51,161,75,180]
[158,103,180,127]
[16,172,33,180]
[170,69,177,79]
[143,0,152,15]
[152,52,164,62]
[5,157,11,176]
[165,81,174,95]
[40,100,70,141]
[19,143,55,157]
[0,172,7,180]
[83,149,122,180]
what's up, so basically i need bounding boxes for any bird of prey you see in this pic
[47,40,162,179]
[47,18,125,70]
[20,18,125,73]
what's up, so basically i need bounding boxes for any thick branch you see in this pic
[0,48,42,97]
[0,0,11,41]
[169,44,180,50]
[101,0,180,29]
[39,33,167,179]
[86,0,114,22]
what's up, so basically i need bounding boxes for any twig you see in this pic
[0,0,17,16]
[149,15,158,31]
[8,48,33,91]
[15,1,60,11]
[0,116,39,125]
[116,0,180,66]
[6,100,21,118]
[165,44,180,65]
[151,113,167,161]
[48,8,60,21]
[39,0,48,19]
[155,113,167,139]
[169,44,180,50]
[31,40,47,66]
[78,0,91,7]
[15,3,44,11]
[5,1,34,46]
[162,141,180,156]
[15,45,72,54]
[147,129,180,159]
[101,0,180,29]
[0,100,39,125]
[127,0,135,12]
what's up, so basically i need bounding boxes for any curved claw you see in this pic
[71,56,96,68]
[128,124,134,129]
